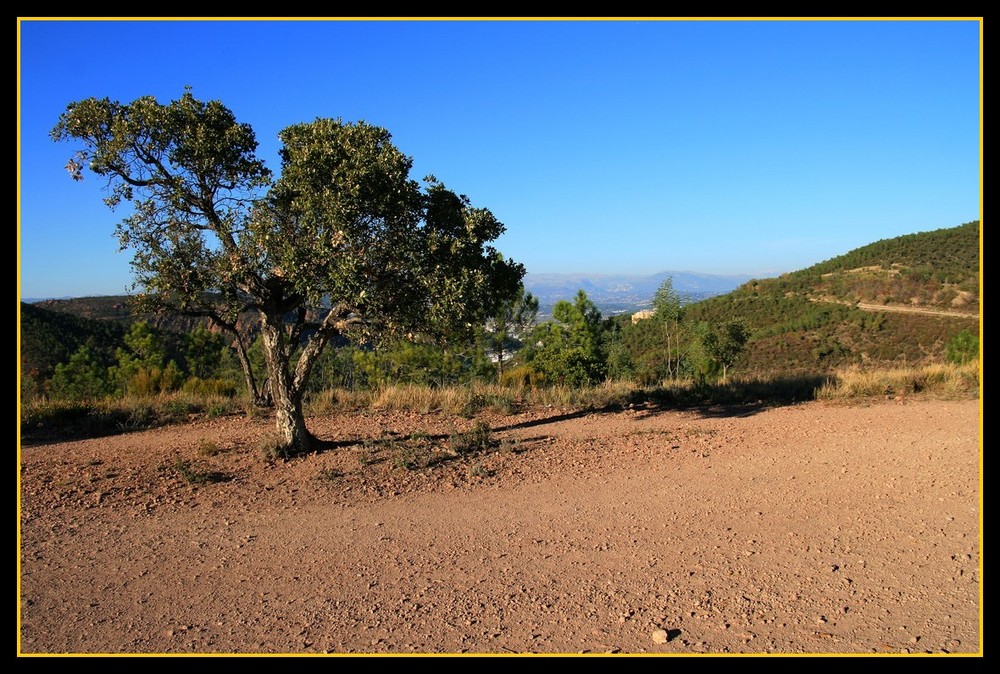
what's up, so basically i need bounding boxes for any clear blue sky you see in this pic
[17,18,981,299]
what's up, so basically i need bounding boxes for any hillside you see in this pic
[19,302,127,382]
[31,295,222,334]
[776,220,979,313]
[681,221,980,374]
[22,221,980,384]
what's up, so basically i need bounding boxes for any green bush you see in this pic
[946,329,979,365]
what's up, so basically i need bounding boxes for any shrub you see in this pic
[449,421,494,455]
[173,459,229,485]
[946,329,979,365]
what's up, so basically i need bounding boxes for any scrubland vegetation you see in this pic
[20,220,979,444]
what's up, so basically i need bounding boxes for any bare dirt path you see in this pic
[853,302,978,319]
[19,398,980,655]
[810,295,978,319]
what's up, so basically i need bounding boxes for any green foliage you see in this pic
[49,346,112,400]
[485,284,539,382]
[684,322,718,384]
[527,290,607,386]
[183,326,229,379]
[651,277,687,379]
[946,329,979,365]
[652,277,684,323]
[702,319,751,383]
[53,89,524,453]
[802,221,979,285]
[753,221,980,312]
[20,302,125,386]
[351,339,480,388]
[604,322,636,382]
[109,322,172,395]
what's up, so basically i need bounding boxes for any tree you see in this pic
[484,284,539,383]
[946,329,979,365]
[702,319,750,384]
[110,321,166,389]
[53,89,523,454]
[183,325,229,380]
[50,346,111,400]
[527,290,606,386]
[651,277,685,380]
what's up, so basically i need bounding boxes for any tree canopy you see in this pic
[526,290,606,387]
[52,89,524,453]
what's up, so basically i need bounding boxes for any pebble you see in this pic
[651,629,669,644]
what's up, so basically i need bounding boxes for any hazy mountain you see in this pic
[523,270,758,316]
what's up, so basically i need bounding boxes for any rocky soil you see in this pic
[19,398,980,655]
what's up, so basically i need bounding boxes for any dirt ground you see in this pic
[18,397,981,656]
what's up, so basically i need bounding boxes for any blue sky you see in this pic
[18,18,981,299]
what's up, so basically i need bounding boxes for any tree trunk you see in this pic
[260,318,313,455]
[496,341,505,384]
[273,381,311,453]
[233,334,270,407]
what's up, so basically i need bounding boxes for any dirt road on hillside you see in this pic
[19,398,980,655]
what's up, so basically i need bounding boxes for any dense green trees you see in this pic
[53,89,523,453]
[50,346,111,400]
[524,290,607,386]
[946,329,979,365]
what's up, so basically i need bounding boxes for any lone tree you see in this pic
[651,277,685,380]
[702,319,750,384]
[52,89,523,454]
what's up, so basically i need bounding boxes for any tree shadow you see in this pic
[632,374,833,420]
[491,409,602,433]
[488,374,833,428]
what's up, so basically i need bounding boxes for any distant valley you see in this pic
[523,270,758,317]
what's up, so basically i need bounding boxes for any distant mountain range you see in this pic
[22,270,762,319]
[523,270,758,316]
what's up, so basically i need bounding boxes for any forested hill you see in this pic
[681,221,980,374]
[21,221,980,384]
[20,302,128,382]
[764,220,980,313]
[29,295,256,336]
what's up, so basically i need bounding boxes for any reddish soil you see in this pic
[19,398,981,655]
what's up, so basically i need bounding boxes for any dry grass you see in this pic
[20,391,247,439]
[309,383,523,417]
[21,363,979,441]
[816,361,979,400]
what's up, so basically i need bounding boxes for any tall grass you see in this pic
[365,383,521,416]
[21,363,978,439]
[20,391,246,439]
[816,361,979,400]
